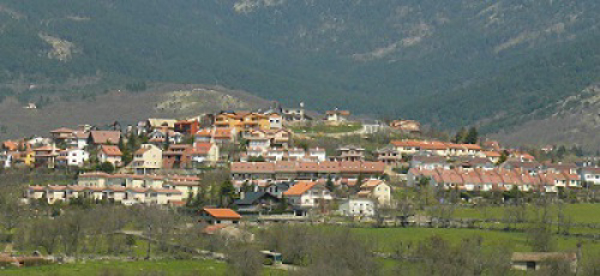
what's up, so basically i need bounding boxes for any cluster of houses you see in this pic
[26,172,202,205]
[3,102,599,216]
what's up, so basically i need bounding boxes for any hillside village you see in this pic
[1,103,600,274]
[1,103,598,213]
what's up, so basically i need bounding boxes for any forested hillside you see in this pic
[0,0,599,141]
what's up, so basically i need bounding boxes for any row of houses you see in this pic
[408,167,582,193]
[25,172,202,205]
[27,185,184,205]
[230,161,385,181]
[25,169,392,216]
[230,178,391,216]
[1,128,123,169]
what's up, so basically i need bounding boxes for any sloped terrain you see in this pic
[0,0,599,147]
[0,84,269,140]
[493,84,600,151]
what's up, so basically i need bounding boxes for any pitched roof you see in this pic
[2,141,18,151]
[50,127,74,133]
[231,162,275,173]
[135,147,150,155]
[90,131,121,145]
[73,131,90,139]
[390,139,425,147]
[283,181,319,196]
[101,145,122,156]
[189,143,213,155]
[233,192,278,205]
[483,151,502,157]
[203,208,242,220]
[361,179,385,188]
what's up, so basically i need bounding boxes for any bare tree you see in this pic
[226,242,264,276]
[527,200,557,252]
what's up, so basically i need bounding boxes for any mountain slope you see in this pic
[0,0,599,148]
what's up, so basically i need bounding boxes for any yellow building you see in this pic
[23,151,35,167]
[214,112,271,132]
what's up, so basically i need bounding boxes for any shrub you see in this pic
[21,258,52,267]
[263,258,274,266]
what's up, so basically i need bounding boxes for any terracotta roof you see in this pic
[195,129,212,137]
[213,128,234,139]
[361,179,384,188]
[73,131,90,139]
[90,131,121,145]
[461,144,482,150]
[135,148,149,155]
[34,145,54,151]
[283,181,319,196]
[460,170,484,184]
[318,161,341,173]
[203,208,242,220]
[275,161,297,173]
[484,151,502,157]
[2,141,18,151]
[101,145,122,156]
[50,127,74,133]
[231,162,275,173]
[28,186,45,192]
[390,139,425,148]
[497,170,523,185]
[296,162,320,172]
[168,144,192,150]
[421,142,449,150]
[563,173,580,181]
[189,143,213,155]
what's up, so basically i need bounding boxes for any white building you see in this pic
[69,149,89,167]
[357,180,391,206]
[0,152,12,168]
[339,198,375,217]
[582,168,600,186]
[269,114,283,129]
[132,144,163,174]
[283,181,333,215]
[98,145,123,167]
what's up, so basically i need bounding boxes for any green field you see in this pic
[290,124,362,134]
[452,204,600,224]
[350,228,600,257]
[2,259,286,276]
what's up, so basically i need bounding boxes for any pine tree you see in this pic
[465,127,479,144]
[193,186,205,207]
[453,127,468,144]
[219,180,235,207]
[325,175,335,192]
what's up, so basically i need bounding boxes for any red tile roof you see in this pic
[101,145,122,156]
[50,127,75,133]
[203,208,242,220]
[283,181,319,196]
[90,131,121,145]
[361,179,384,188]
[2,141,18,151]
